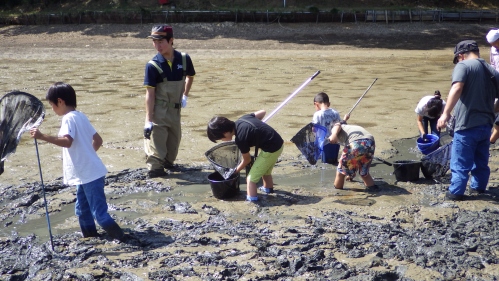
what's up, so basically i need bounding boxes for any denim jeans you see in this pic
[422,116,440,137]
[449,125,491,195]
[75,176,115,231]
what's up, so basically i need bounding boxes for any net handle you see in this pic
[262,71,320,123]
[347,78,378,116]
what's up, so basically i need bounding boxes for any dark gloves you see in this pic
[421,133,427,141]
[144,122,153,139]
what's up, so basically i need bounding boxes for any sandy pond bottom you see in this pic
[2,23,499,280]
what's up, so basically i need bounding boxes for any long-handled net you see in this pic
[289,78,377,166]
[205,141,242,180]
[421,140,452,180]
[0,91,54,250]
[0,91,45,173]
[290,123,327,165]
[206,71,321,179]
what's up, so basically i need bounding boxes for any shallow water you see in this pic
[0,134,436,243]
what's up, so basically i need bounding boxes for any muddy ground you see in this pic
[1,22,499,280]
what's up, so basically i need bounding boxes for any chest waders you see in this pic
[144,53,187,171]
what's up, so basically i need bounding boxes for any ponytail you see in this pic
[427,90,443,118]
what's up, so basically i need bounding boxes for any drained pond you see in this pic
[1,22,499,280]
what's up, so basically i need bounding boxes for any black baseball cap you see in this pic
[453,40,479,64]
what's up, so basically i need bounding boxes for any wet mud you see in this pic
[2,22,499,280]
[2,137,499,280]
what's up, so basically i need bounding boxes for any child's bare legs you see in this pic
[247,147,282,198]
[491,124,499,144]
[247,179,258,197]
[335,172,374,189]
[345,175,354,182]
[334,171,346,189]
[248,175,273,196]
[361,173,375,187]
[262,175,273,190]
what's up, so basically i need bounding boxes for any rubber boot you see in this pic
[102,221,124,241]
[80,224,99,238]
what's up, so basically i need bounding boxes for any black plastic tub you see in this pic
[393,160,421,182]
[207,172,240,199]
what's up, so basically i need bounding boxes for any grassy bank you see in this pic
[1,0,498,18]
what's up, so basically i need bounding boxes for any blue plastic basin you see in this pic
[416,134,440,155]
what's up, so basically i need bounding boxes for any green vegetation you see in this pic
[0,0,497,17]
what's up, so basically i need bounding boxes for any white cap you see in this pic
[486,29,499,44]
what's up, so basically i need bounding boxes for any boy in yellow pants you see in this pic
[207,110,284,201]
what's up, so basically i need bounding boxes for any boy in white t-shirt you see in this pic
[30,82,124,241]
[312,92,341,165]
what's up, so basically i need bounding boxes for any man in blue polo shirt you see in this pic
[143,24,196,178]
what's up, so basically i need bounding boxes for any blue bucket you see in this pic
[322,143,340,165]
[416,134,439,155]
[313,124,340,164]
[312,124,328,162]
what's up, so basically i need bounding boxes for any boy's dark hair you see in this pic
[46,82,77,108]
[314,92,330,104]
[427,90,443,118]
[207,116,235,143]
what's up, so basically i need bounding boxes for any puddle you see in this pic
[333,197,376,206]
[0,133,457,242]
[1,204,76,238]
